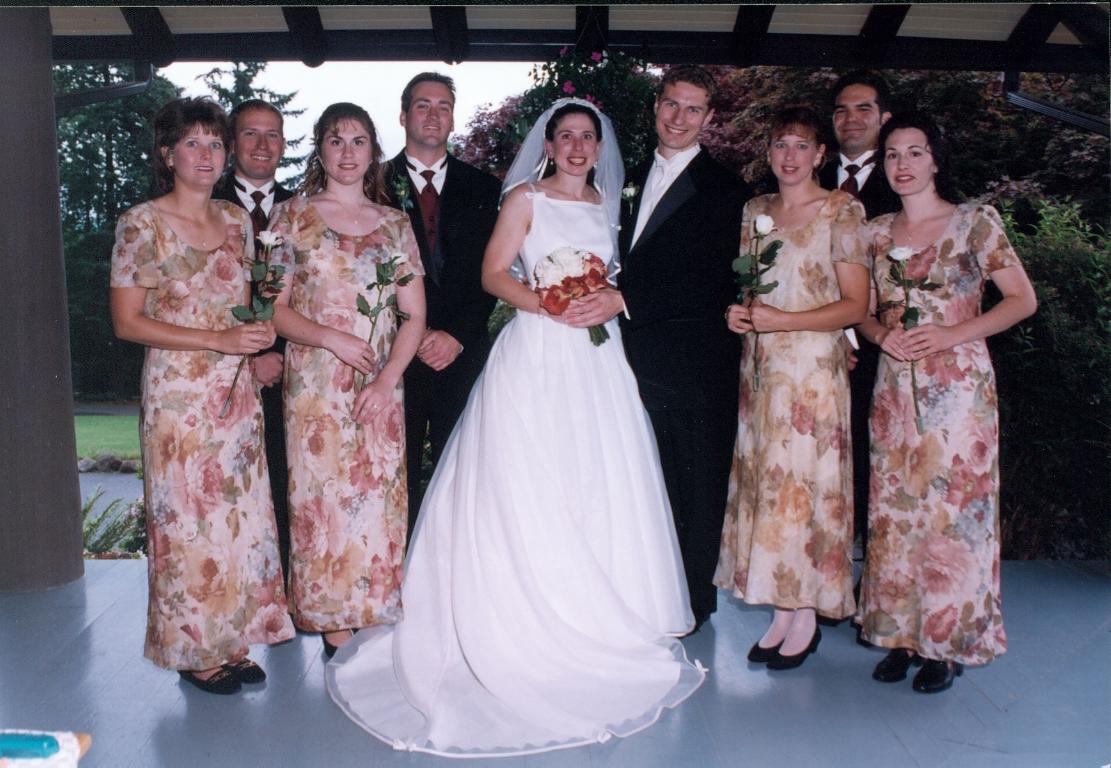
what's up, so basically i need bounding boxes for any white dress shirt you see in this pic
[632,143,702,247]
[405,154,448,195]
[233,176,276,216]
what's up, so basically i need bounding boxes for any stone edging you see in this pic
[77,454,141,474]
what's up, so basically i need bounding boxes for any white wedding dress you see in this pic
[326,190,704,758]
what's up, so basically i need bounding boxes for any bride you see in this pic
[326,98,704,757]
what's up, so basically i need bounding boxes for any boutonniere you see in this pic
[394,174,414,212]
[621,182,640,215]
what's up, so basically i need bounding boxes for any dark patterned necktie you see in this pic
[419,170,442,281]
[839,154,876,198]
[249,190,268,240]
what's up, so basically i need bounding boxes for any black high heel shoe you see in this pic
[872,649,921,682]
[747,639,783,664]
[767,627,821,670]
[912,659,963,693]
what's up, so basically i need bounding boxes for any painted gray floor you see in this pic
[1,561,1107,768]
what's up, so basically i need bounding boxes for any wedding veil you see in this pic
[501,97,624,261]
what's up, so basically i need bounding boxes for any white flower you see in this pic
[621,183,639,200]
[257,230,283,249]
[753,215,776,236]
[533,247,587,287]
[889,246,916,262]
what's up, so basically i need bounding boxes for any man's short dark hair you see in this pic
[228,99,284,135]
[831,70,893,115]
[401,72,456,113]
[656,65,718,107]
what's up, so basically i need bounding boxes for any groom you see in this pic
[383,73,502,539]
[573,65,749,632]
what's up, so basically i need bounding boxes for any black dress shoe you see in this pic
[179,667,241,695]
[912,659,963,693]
[872,649,921,683]
[225,658,266,684]
[767,627,821,670]
[684,610,712,637]
[322,634,340,659]
[747,639,783,663]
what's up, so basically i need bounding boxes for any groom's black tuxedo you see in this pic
[618,149,749,619]
[383,152,501,537]
[213,174,294,573]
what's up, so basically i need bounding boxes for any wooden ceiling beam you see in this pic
[120,7,176,68]
[1006,4,1065,69]
[730,5,775,67]
[281,7,327,68]
[857,4,910,64]
[574,6,608,56]
[430,6,469,64]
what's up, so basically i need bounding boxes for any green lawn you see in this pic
[74,414,140,459]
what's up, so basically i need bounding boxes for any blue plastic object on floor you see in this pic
[0,732,60,758]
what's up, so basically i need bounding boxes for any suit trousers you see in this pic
[260,381,290,575]
[849,342,879,562]
[404,361,474,540]
[646,406,737,617]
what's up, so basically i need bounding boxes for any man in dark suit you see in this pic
[819,71,900,592]
[382,73,501,539]
[573,65,748,633]
[213,99,294,573]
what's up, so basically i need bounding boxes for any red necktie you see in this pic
[839,155,876,198]
[419,170,439,253]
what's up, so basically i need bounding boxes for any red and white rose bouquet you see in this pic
[533,246,611,346]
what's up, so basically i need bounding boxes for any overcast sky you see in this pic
[163,60,537,181]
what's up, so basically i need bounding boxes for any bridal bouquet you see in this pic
[220,230,285,418]
[732,214,781,391]
[533,246,611,346]
[879,245,942,435]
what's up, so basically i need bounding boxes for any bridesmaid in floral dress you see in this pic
[715,106,869,670]
[110,98,294,695]
[271,103,426,658]
[855,113,1036,693]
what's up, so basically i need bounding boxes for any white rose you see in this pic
[754,215,776,236]
[257,230,283,249]
[889,246,916,262]
[550,247,586,277]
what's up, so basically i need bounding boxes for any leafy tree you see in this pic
[456,48,657,177]
[54,63,181,398]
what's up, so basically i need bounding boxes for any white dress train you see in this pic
[326,190,704,758]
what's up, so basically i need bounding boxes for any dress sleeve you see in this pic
[969,204,1022,275]
[738,198,754,256]
[395,213,425,279]
[110,204,160,289]
[268,198,297,275]
[830,192,869,267]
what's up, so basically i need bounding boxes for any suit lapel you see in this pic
[631,152,702,254]
[620,161,651,257]
[389,151,432,268]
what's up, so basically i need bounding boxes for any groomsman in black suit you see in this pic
[819,71,900,581]
[383,73,501,539]
[572,65,749,633]
[213,99,294,573]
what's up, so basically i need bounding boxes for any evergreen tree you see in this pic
[198,61,306,178]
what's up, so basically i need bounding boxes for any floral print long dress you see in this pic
[857,203,1019,665]
[715,190,867,619]
[110,200,295,671]
[270,196,422,632]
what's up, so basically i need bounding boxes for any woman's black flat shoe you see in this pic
[872,649,922,683]
[322,634,339,659]
[179,668,241,695]
[747,640,783,664]
[225,658,266,684]
[912,659,963,693]
[767,627,821,670]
